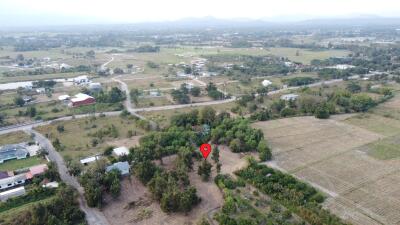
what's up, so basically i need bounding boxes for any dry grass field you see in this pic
[253,113,400,225]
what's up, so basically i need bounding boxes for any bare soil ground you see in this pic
[106,136,142,148]
[253,115,400,225]
[102,145,254,225]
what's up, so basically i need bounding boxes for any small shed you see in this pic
[262,80,272,87]
[80,155,102,166]
[113,147,129,156]
[106,161,130,176]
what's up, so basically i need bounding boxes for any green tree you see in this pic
[211,146,220,163]
[199,106,216,125]
[190,86,201,97]
[198,160,212,181]
[14,96,25,107]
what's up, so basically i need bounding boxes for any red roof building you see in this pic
[69,93,96,107]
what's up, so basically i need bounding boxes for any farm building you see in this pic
[0,174,27,190]
[113,147,129,156]
[80,155,102,166]
[280,94,299,101]
[0,144,29,164]
[69,93,96,107]
[106,161,130,176]
[0,186,26,202]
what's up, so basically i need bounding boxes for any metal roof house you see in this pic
[0,144,29,164]
[0,186,26,202]
[113,147,129,156]
[0,174,27,190]
[106,161,130,176]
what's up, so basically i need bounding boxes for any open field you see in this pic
[265,47,350,64]
[253,113,400,225]
[0,131,31,145]
[0,156,47,171]
[34,115,145,160]
[138,102,235,127]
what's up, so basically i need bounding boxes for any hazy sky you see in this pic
[1,0,400,26]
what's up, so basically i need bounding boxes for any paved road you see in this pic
[28,129,110,225]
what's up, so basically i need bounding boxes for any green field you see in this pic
[34,115,146,160]
[365,135,400,160]
[0,157,47,171]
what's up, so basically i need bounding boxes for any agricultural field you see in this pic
[253,102,400,225]
[34,115,146,160]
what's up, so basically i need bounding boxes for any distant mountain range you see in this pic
[1,15,400,31]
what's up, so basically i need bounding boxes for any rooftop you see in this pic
[0,144,29,163]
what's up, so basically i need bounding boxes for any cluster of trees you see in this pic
[283,76,318,86]
[171,83,202,104]
[147,170,200,213]
[236,160,348,225]
[171,85,190,104]
[79,165,122,208]
[211,118,272,160]
[128,45,160,53]
[249,83,392,121]
[92,87,126,104]
[206,82,224,100]
[2,186,86,225]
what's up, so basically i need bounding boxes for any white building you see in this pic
[73,75,90,85]
[80,155,102,166]
[113,147,129,156]
[0,186,26,202]
[58,94,70,101]
[262,80,272,87]
[280,94,299,101]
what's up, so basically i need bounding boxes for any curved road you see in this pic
[28,130,110,225]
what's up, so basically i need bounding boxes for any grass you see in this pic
[366,136,400,160]
[139,102,235,128]
[0,156,47,171]
[265,47,350,64]
[34,115,146,160]
[344,114,400,137]
[0,195,56,224]
[136,96,173,108]
[0,131,31,145]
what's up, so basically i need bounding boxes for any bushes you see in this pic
[3,186,85,225]
[236,162,348,225]
[0,187,56,213]
[211,118,265,153]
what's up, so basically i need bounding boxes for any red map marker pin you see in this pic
[199,143,212,159]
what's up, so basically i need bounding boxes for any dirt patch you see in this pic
[253,116,400,225]
[106,136,142,148]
